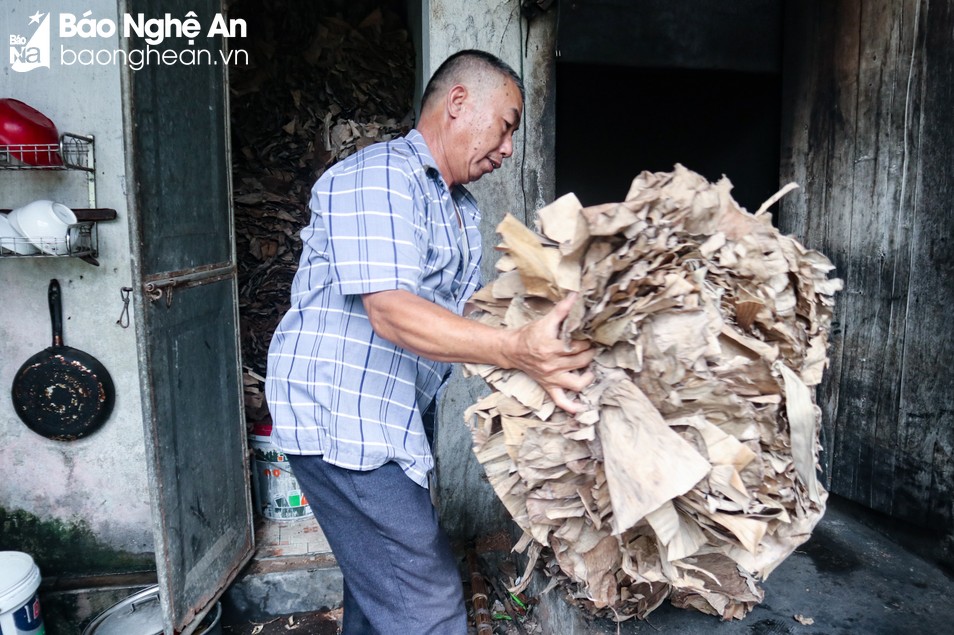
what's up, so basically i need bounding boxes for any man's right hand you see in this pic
[502,293,596,414]
[363,289,596,414]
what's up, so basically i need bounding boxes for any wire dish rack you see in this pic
[0,133,94,172]
[1,133,108,264]
[0,222,97,259]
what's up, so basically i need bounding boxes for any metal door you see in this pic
[124,1,253,632]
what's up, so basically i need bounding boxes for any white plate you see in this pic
[8,200,77,255]
[0,213,39,254]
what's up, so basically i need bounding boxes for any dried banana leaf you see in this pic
[464,165,843,621]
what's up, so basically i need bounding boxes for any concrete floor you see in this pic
[534,497,954,634]
[224,496,954,635]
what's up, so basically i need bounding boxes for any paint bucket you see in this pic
[248,423,313,520]
[0,551,45,635]
[82,586,221,635]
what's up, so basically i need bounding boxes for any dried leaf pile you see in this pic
[464,165,843,621]
[229,0,414,395]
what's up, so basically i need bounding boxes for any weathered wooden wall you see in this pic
[780,0,953,555]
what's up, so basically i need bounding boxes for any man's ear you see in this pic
[447,84,468,118]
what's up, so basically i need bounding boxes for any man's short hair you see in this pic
[421,49,525,111]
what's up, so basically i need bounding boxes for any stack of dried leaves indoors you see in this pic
[228,0,415,421]
[463,165,843,621]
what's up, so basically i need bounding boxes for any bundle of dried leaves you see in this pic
[463,165,843,621]
[228,0,414,402]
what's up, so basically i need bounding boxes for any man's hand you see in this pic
[363,289,595,413]
[502,293,596,413]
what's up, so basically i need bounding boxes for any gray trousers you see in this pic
[287,454,467,635]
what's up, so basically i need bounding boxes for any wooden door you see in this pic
[125,0,253,632]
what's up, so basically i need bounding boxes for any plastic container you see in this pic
[0,551,45,635]
[249,423,313,520]
[82,586,221,635]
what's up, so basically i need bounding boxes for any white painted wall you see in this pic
[0,0,152,558]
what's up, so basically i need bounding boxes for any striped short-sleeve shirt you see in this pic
[265,129,483,487]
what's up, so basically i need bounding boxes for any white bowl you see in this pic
[8,200,77,255]
[0,213,39,254]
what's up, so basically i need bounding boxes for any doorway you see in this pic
[555,64,781,213]
[225,0,416,559]
[554,0,783,215]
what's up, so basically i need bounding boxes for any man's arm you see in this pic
[362,289,595,413]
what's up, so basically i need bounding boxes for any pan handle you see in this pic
[48,279,63,347]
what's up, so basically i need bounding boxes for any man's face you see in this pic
[454,77,523,185]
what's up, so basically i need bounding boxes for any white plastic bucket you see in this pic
[249,423,313,521]
[0,551,45,635]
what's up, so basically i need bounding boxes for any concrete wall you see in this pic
[423,0,558,539]
[0,0,153,573]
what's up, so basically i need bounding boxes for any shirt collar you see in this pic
[405,129,476,210]
[406,128,452,190]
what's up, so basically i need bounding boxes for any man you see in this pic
[266,49,595,634]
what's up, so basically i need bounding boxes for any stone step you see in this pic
[222,516,342,622]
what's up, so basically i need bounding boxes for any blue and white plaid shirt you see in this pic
[265,129,483,487]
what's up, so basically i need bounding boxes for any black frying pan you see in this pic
[11,279,116,441]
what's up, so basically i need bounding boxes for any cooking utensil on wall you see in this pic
[12,279,116,440]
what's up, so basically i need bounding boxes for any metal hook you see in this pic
[116,286,133,328]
